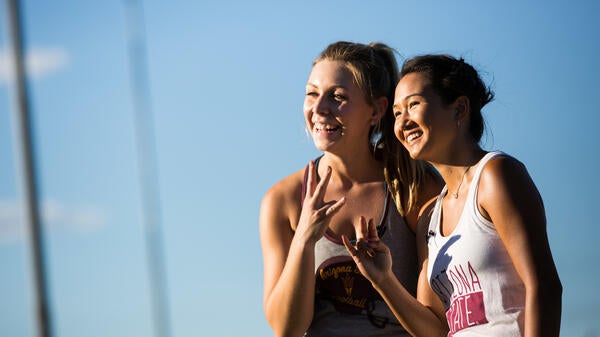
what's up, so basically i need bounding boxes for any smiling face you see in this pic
[304,60,378,153]
[393,72,458,162]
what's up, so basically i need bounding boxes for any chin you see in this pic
[406,146,428,161]
[313,137,341,152]
[400,142,420,159]
[313,141,334,152]
[409,152,423,160]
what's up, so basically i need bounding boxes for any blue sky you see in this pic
[0,1,598,336]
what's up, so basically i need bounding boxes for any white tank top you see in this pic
[427,151,525,337]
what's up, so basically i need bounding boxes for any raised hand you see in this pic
[342,216,393,285]
[295,161,346,244]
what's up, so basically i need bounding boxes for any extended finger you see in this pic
[306,161,317,198]
[355,216,369,242]
[353,217,377,257]
[323,196,346,217]
[367,218,379,242]
[313,166,332,202]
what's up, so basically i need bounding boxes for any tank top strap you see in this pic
[467,151,506,202]
[461,151,507,231]
[471,151,505,186]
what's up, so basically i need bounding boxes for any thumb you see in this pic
[342,235,358,257]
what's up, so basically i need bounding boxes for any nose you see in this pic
[396,111,409,130]
[394,111,411,138]
[312,94,330,116]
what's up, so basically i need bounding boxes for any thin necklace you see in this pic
[451,165,472,199]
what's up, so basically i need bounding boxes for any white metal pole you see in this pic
[123,1,172,337]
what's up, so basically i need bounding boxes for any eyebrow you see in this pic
[393,93,423,109]
[305,83,349,90]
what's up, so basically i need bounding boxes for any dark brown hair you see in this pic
[400,54,494,142]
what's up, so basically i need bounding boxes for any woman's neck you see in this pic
[320,151,383,188]
[431,145,486,194]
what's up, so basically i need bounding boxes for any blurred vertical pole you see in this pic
[123,1,172,337]
[4,1,53,337]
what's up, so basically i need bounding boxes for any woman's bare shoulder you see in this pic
[260,166,308,233]
[478,154,530,195]
[262,167,306,206]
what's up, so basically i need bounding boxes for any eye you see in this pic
[332,93,346,101]
[408,101,419,109]
[305,91,318,97]
[393,109,403,118]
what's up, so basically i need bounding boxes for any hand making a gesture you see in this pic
[295,161,346,244]
[342,216,393,286]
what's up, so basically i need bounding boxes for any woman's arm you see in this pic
[343,211,448,337]
[260,185,313,337]
[378,207,449,337]
[260,163,345,337]
[478,156,562,337]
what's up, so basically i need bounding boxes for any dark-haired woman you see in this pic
[344,55,562,337]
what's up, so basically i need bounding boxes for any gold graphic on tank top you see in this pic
[341,274,353,296]
[316,257,381,314]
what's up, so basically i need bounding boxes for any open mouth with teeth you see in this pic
[314,123,341,134]
[405,131,423,143]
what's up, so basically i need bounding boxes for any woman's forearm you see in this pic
[374,272,447,337]
[524,275,563,337]
[264,237,316,337]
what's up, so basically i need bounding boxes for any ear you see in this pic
[371,96,388,123]
[453,96,470,124]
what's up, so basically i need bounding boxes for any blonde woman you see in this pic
[259,42,441,337]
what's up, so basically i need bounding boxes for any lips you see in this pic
[404,130,423,143]
[314,122,341,133]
